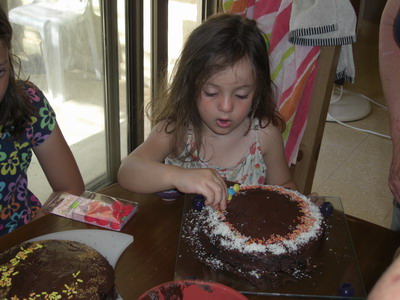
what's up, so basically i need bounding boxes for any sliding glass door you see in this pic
[3,0,117,201]
[126,0,212,150]
[1,0,217,202]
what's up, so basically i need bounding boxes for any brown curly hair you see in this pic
[148,13,284,158]
[0,7,33,138]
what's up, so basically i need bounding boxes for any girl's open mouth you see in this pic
[216,119,232,128]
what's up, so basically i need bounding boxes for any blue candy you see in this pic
[228,187,235,196]
[338,282,355,297]
[192,195,205,211]
[320,201,334,217]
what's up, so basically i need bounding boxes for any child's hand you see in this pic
[172,168,228,210]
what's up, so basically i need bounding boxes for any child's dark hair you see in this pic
[151,13,284,158]
[0,7,33,138]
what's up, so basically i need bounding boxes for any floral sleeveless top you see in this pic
[0,82,56,236]
[165,119,267,185]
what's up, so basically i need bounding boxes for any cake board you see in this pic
[174,195,366,299]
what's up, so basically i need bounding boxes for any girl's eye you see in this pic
[236,94,249,100]
[204,91,217,97]
[0,70,5,77]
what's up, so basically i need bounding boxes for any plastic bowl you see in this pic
[138,280,247,300]
[155,189,182,201]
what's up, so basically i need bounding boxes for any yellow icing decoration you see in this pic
[1,242,85,299]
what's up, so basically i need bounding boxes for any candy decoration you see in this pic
[338,282,355,297]
[84,200,135,230]
[320,201,334,217]
[193,195,205,211]
[192,184,240,210]
[227,184,240,202]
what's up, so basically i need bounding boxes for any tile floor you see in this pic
[312,19,393,229]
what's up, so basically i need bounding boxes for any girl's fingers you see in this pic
[203,173,227,210]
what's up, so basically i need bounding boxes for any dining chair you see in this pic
[291,46,340,195]
[8,0,101,104]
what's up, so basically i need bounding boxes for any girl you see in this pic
[118,13,297,210]
[0,8,84,236]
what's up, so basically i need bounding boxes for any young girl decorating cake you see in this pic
[118,13,297,210]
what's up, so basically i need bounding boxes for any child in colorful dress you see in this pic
[118,13,297,210]
[0,7,84,236]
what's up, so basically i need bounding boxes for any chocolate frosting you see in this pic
[226,189,302,239]
[0,240,116,299]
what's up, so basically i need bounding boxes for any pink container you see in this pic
[138,280,247,300]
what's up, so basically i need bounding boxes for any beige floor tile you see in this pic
[314,98,393,229]
[314,151,392,226]
[313,15,394,230]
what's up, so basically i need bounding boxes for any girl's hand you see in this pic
[172,168,228,210]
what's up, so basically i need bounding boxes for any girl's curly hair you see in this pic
[148,13,284,158]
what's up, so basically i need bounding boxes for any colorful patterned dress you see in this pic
[165,119,267,185]
[0,82,56,236]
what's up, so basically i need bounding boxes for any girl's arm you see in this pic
[118,121,181,193]
[259,123,298,190]
[33,123,85,196]
[118,121,228,210]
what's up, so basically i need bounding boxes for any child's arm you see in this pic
[33,123,85,196]
[118,122,228,210]
[259,124,298,190]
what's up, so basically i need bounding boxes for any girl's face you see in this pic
[197,58,255,136]
[0,43,9,104]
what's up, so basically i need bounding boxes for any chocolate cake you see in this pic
[182,185,326,287]
[0,240,116,299]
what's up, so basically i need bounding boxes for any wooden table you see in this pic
[0,184,399,300]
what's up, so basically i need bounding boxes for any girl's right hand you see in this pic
[172,168,228,210]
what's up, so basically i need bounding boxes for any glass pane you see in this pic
[117,0,127,158]
[168,0,200,74]
[6,0,108,201]
[141,0,201,139]
[144,0,151,138]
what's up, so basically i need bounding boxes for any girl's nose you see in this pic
[217,96,234,113]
